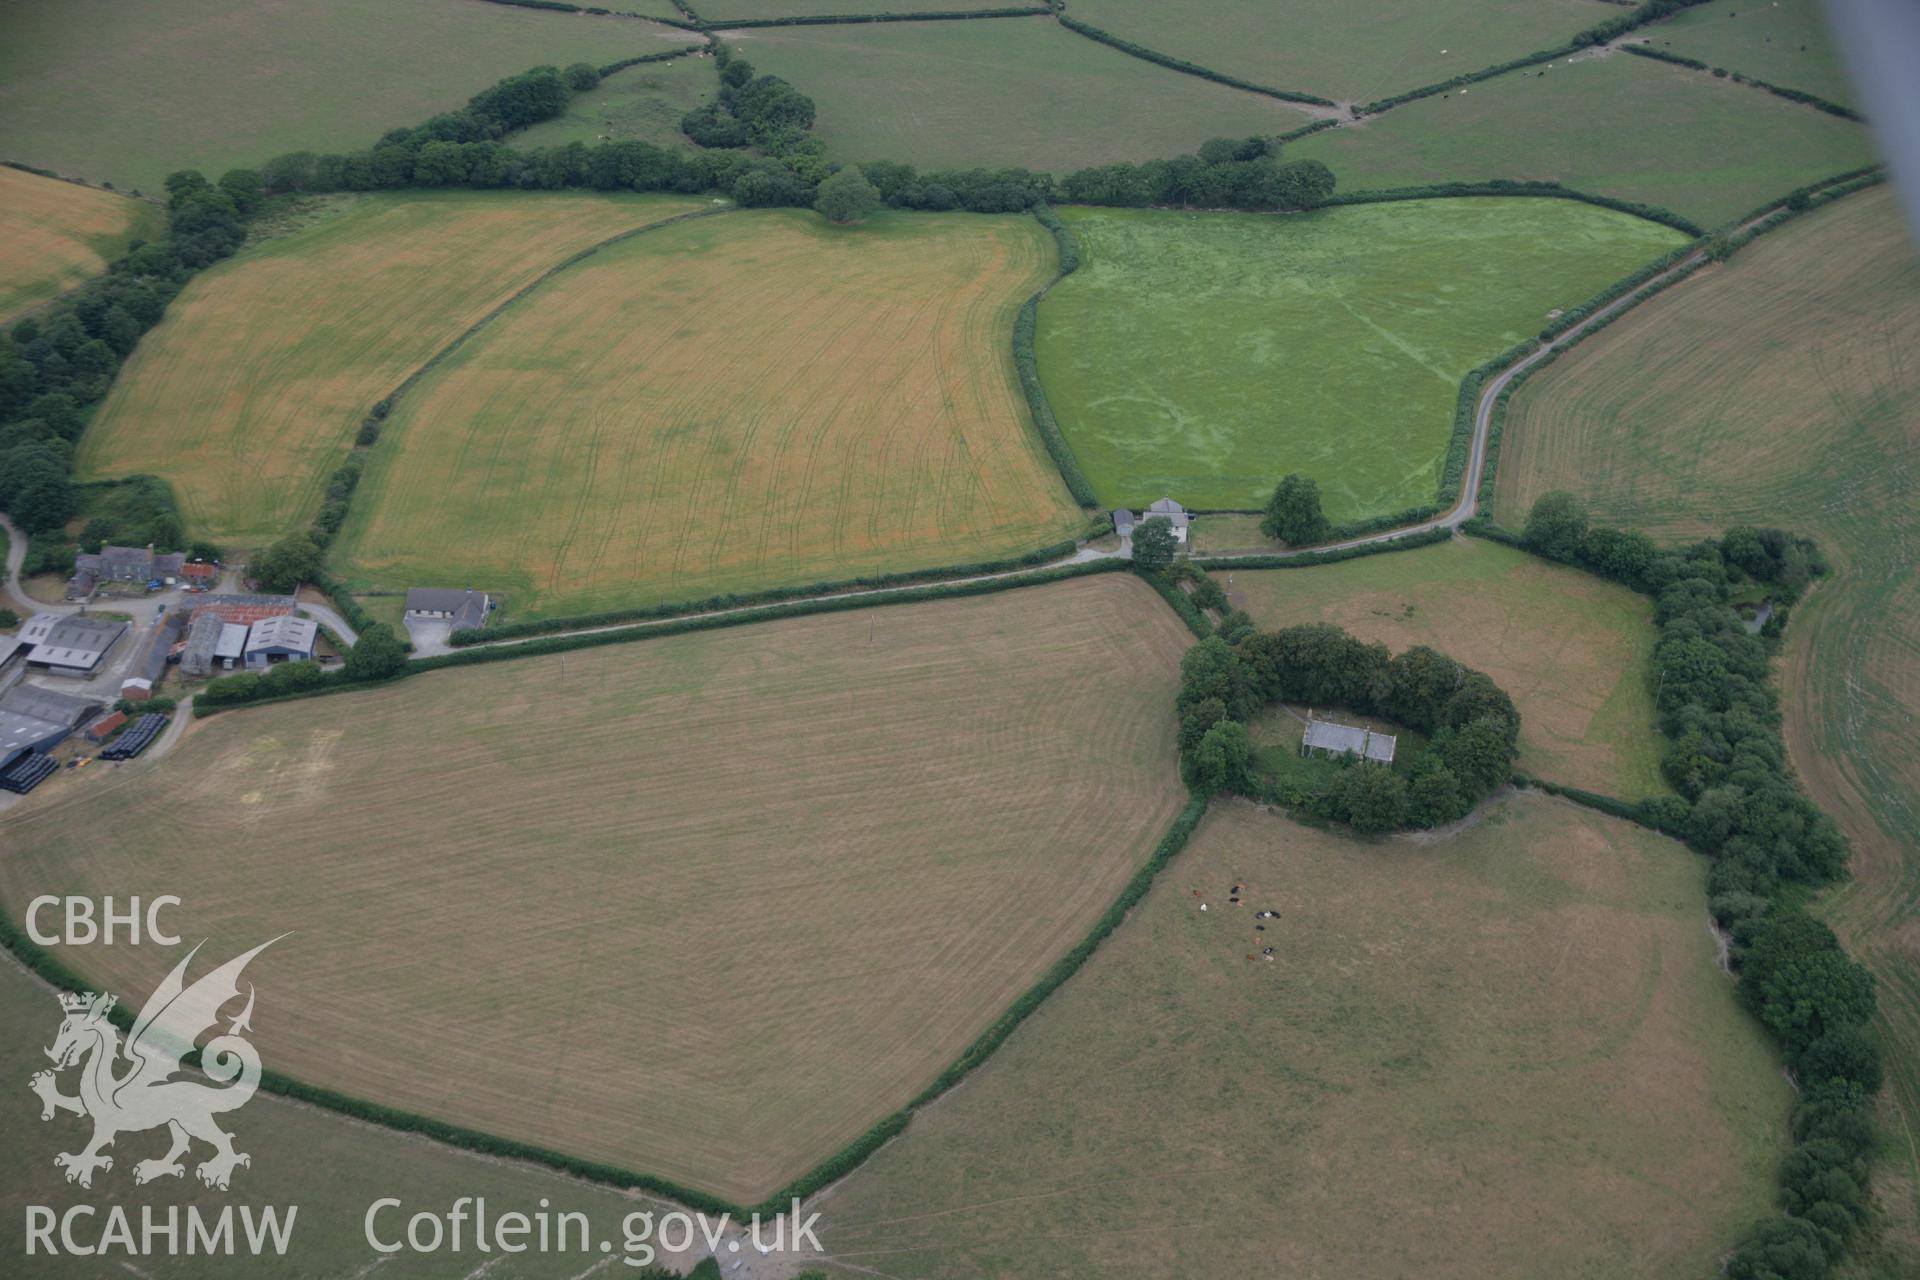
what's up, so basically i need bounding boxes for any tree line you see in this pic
[239,53,1338,219]
[1174,606,1521,832]
[0,169,248,561]
[1514,494,1878,1278]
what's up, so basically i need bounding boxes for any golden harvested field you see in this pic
[0,574,1194,1207]
[0,957,702,1280]
[0,167,162,325]
[1223,537,1667,799]
[335,209,1087,618]
[1493,186,1920,1239]
[74,191,706,546]
[814,794,1789,1279]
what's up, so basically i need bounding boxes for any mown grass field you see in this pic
[815,794,1788,1278]
[0,168,163,326]
[1063,0,1599,105]
[0,575,1193,1207]
[1292,50,1877,226]
[0,955,707,1279]
[1493,186,1920,1244]
[335,209,1086,617]
[0,0,688,193]
[509,53,715,151]
[1643,0,1857,108]
[733,16,1318,174]
[1036,199,1684,518]
[1223,537,1666,799]
[75,190,706,546]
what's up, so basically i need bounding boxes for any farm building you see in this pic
[0,684,100,761]
[405,587,492,632]
[190,593,297,626]
[0,635,24,676]
[18,613,60,648]
[24,615,129,677]
[213,623,248,671]
[86,710,128,743]
[120,677,153,703]
[66,544,187,598]
[1112,497,1190,543]
[178,561,217,585]
[179,612,226,677]
[1302,715,1396,765]
[244,615,317,668]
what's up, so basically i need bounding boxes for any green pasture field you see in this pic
[1223,536,1666,800]
[509,54,716,151]
[1291,49,1877,226]
[0,575,1193,1207]
[816,794,1789,1278]
[732,16,1319,174]
[1641,0,1858,108]
[710,0,1025,16]
[334,208,1086,618]
[0,0,692,193]
[0,955,718,1279]
[1035,199,1684,518]
[74,190,706,547]
[0,167,164,326]
[1493,186,1920,1233]
[1062,0,1600,105]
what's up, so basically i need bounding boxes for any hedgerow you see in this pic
[1054,15,1335,107]
[701,8,1049,28]
[1619,42,1863,121]
[1007,204,1098,506]
[0,173,247,550]
[1323,180,1701,236]
[451,537,1084,644]
[1191,523,1453,570]
[1355,0,1713,115]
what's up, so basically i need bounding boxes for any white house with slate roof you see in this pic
[1112,496,1191,544]
[405,588,492,632]
[1302,714,1396,765]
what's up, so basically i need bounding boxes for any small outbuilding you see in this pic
[243,614,318,668]
[120,677,154,703]
[86,710,129,743]
[213,623,249,671]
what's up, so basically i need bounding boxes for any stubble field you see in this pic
[1492,184,1920,1238]
[813,794,1788,1278]
[1221,536,1667,799]
[0,954,702,1279]
[74,191,706,546]
[334,209,1087,618]
[0,167,164,326]
[1034,199,1684,517]
[0,574,1194,1207]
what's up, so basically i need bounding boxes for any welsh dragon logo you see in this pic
[30,938,282,1190]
